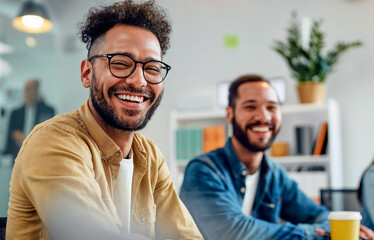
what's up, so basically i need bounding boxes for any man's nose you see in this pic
[254,107,271,122]
[125,64,147,88]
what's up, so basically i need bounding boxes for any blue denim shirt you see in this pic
[361,165,374,229]
[180,139,330,240]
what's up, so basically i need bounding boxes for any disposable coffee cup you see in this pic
[328,211,362,240]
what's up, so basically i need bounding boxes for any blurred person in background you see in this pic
[3,78,55,163]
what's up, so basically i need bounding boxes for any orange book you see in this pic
[313,121,328,155]
[203,125,226,153]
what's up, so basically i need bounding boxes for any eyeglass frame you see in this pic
[88,53,171,84]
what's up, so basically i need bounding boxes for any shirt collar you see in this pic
[131,133,148,174]
[223,138,270,179]
[79,101,121,161]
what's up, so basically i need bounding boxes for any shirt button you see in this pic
[115,151,120,158]
[102,153,107,158]
[240,187,246,193]
[112,175,117,181]
[241,170,247,176]
[141,217,146,224]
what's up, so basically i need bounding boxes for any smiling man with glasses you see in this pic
[88,53,171,84]
[6,1,202,240]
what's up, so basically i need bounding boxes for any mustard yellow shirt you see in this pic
[6,101,202,240]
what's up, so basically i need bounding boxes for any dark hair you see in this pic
[78,0,172,58]
[228,74,271,108]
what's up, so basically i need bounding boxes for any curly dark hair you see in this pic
[78,0,172,57]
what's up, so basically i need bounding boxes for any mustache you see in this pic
[108,85,155,101]
[246,121,275,130]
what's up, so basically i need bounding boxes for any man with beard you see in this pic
[180,74,330,240]
[6,1,202,240]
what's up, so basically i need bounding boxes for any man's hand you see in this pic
[317,226,374,240]
[360,225,374,240]
[12,130,25,146]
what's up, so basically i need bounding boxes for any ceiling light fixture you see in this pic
[12,1,53,34]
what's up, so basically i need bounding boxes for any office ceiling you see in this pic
[0,0,81,55]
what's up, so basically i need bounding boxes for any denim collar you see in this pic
[223,138,270,179]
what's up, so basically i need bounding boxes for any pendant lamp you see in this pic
[12,1,53,34]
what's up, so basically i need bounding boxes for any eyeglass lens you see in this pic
[110,55,168,83]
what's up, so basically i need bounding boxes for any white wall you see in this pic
[161,0,374,188]
[1,0,374,188]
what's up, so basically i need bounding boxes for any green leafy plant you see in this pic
[272,13,362,83]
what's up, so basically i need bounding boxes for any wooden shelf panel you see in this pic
[172,109,226,121]
[177,155,328,168]
[280,103,327,114]
[272,155,328,164]
[172,102,327,121]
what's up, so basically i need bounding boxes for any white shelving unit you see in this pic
[169,98,343,192]
[272,98,343,189]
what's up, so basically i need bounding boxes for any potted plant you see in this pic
[272,13,362,103]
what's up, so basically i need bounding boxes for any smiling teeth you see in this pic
[117,94,144,103]
[252,127,269,132]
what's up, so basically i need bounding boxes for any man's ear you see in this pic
[226,106,233,124]
[81,59,92,88]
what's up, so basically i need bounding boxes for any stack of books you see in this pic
[176,125,226,162]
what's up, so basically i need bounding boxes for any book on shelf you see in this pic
[295,125,314,155]
[176,128,203,161]
[175,125,226,162]
[312,121,328,155]
[203,125,226,153]
[192,128,203,158]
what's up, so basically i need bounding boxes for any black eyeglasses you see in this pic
[88,53,171,84]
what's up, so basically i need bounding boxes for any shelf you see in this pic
[170,98,342,189]
[177,155,329,169]
[280,103,326,114]
[171,109,225,121]
[272,155,328,165]
[171,102,327,121]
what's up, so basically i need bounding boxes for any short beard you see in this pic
[232,114,279,152]
[90,71,163,132]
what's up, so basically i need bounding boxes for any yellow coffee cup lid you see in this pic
[328,211,362,220]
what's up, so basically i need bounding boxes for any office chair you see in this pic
[0,217,6,240]
[320,188,361,211]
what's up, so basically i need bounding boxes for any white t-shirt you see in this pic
[113,151,134,234]
[241,170,260,216]
[23,105,36,136]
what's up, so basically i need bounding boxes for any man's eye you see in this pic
[268,105,278,110]
[245,105,256,109]
[145,67,160,73]
[145,63,162,75]
[111,61,132,68]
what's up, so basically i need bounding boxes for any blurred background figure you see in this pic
[358,160,374,230]
[3,78,55,163]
